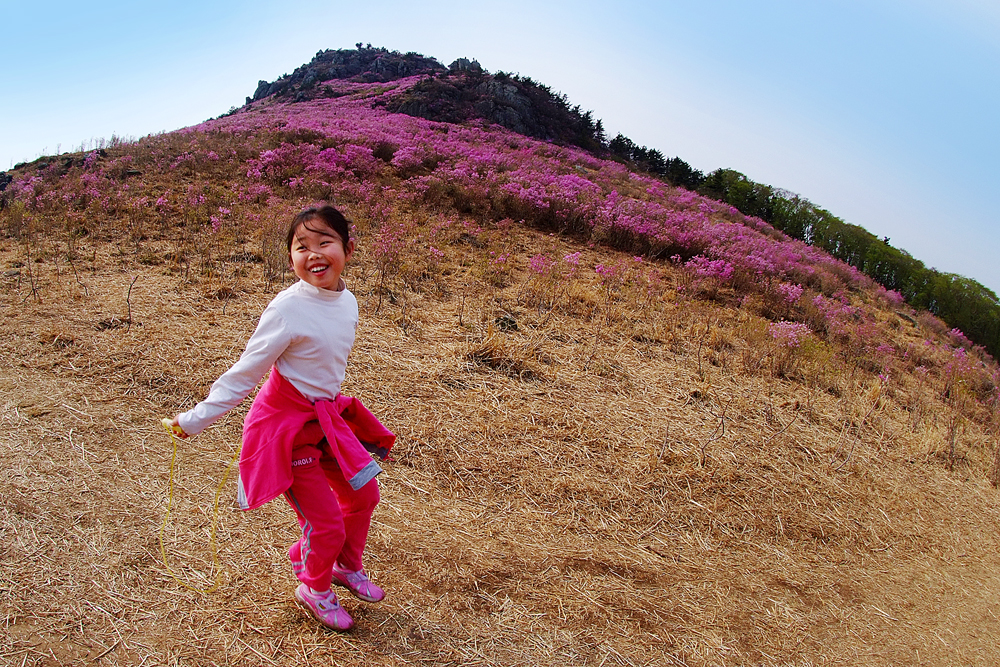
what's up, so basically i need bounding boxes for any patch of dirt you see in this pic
[2,236,999,666]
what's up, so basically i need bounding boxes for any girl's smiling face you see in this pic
[290,222,355,291]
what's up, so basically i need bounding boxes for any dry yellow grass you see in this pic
[2,225,1000,666]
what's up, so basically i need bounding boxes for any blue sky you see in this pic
[2,0,997,294]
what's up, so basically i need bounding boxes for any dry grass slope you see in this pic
[2,216,1000,667]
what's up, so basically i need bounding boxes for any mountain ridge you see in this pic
[244,45,606,152]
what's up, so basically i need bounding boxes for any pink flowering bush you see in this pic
[806,293,857,338]
[519,253,560,311]
[482,250,512,287]
[563,251,581,276]
[685,256,734,282]
[874,285,905,308]
[765,321,813,378]
[949,328,973,349]
[776,282,804,304]
[529,253,555,276]
[768,321,811,348]
[372,218,411,310]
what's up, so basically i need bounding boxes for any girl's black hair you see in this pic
[286,205,351,252]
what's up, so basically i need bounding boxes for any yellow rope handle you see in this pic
[159,418,241,594]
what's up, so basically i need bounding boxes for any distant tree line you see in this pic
[606,134,705,191]
[607,134,1000,357]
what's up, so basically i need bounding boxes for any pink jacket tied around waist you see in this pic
[237,367,395,510]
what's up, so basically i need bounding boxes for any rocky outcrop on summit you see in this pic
[246,46,604,153]
[249,46,446,104]
[448,57,482,74]
[379,69,606,153]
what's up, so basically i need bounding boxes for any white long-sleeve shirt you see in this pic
[178,279,358,436]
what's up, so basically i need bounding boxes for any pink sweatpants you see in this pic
[283,440,380,592]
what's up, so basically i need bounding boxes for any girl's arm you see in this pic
[175,307,292,437]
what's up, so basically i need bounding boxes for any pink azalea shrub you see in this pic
[768,321,811,348]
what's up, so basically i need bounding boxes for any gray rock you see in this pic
[449,58,482,73]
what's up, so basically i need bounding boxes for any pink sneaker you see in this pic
[294,584,354,631]
[331,563,385,603]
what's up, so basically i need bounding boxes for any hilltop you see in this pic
[230,46,1000,359]
[2,47,1000,666]
[242,45,606,152]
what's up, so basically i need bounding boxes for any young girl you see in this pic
[168,205,394,631]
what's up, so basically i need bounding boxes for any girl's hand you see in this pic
[163,416,189,439]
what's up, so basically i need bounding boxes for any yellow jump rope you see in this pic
[159,418,241,594]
